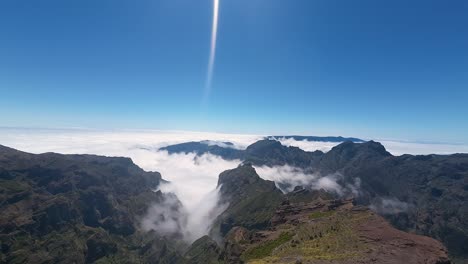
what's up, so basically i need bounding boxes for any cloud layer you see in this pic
[369,197,410,215]
[379,140,468,155]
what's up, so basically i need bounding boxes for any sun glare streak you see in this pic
[203,0,219,105]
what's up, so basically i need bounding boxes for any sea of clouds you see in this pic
[1,127,467,242]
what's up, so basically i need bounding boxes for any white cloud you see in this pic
[201,140,240,149]
[254,165,313,193]
[274,137,340,152]
[130,150,239,242]
[254,165,360,196]
[369,197,410,215]
[141,192,187,237]
[379,140,468,155]
[0,128,261,154]
[142,183,228,243]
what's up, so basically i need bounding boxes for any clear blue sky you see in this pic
[0,0,467,142]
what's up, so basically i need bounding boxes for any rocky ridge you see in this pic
[206,164,451,264]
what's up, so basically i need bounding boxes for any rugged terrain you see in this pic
[189,164,451,264]
[226,199,449,264]
[0,140,465,263]
[163,139,468,261]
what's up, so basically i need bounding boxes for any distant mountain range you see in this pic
[160,135,365,160]
[268,135,366,143]
[160,141,244,160]
[1,137,467,263]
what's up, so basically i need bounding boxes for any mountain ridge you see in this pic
[159,139,468,261]
[207,165,451,263]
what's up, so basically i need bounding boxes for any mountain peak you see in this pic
[329,140,392,158]
[217,163,265,190]
[244,139,322,167]
[245,139,283,153]
[316,140,392,173]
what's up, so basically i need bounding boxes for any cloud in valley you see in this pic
[370,197,411,215]
[141,192,187,237]
[141,184,228,243]
[254,165,361,197]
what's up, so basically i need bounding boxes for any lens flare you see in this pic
[203,0,219,105]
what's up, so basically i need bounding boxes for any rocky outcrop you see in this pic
[214,164,284,236]
[213,164,451,263]
[183,236,223,264]
[315,142,468,261]
[244,140,323,168]
[226,198,450,264]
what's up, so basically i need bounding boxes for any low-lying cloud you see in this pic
[135,150,237,242]
[254,165,361,197]
[141,184,228,243]
[369,197,410,215]
[201,140,240,149]
[274,137,341,152]
[141,192,187,238]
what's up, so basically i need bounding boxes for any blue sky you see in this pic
[0,0,467,142]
